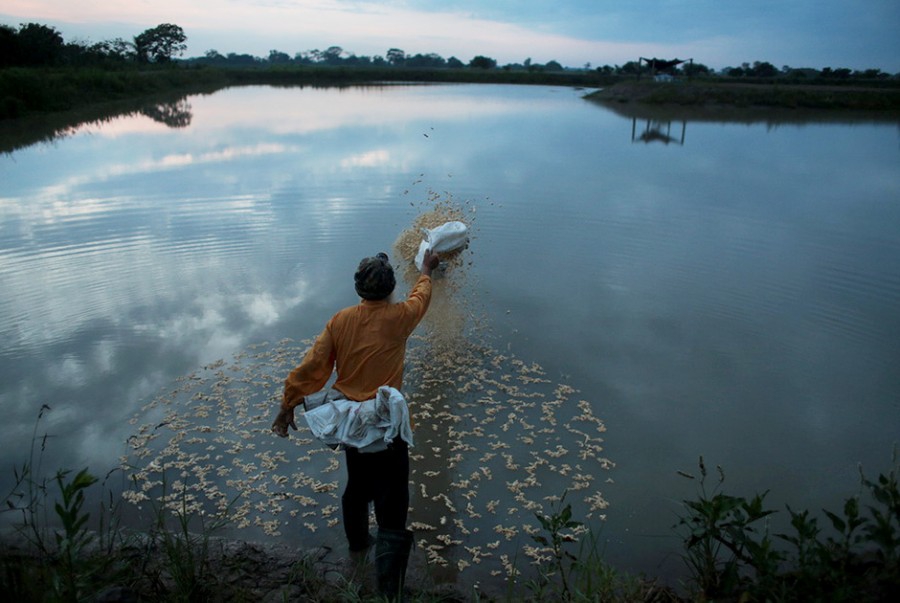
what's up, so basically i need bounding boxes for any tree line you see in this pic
[1,20,896,81]
[0,22,187,67]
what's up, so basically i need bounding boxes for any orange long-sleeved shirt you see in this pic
[282,274,432,409]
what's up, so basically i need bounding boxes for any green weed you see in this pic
[675,457,780,599]
[521,492,669,602]
[677,449,900,601]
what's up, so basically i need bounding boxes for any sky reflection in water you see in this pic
[1,84,899,586]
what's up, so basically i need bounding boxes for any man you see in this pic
[272,249,440,600]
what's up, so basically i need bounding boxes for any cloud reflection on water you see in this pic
[1,84,898,585]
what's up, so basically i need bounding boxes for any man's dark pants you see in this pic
[342,438,409,550]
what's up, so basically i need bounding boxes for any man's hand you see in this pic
[272,406,297,438]
[421,249,440,277]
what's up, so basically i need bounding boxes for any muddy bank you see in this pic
[1,527,470,602]
[586,81,900,119]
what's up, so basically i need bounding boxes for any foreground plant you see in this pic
[675,457,780,599]
[51,467,99,599]
[522,493,667,602]
[1,406,134,601]
[125,470,241,601]
[677,450,900,601]
[530,492,583,599]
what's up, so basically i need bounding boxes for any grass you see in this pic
[0,66,230,119]
[6,63,896,123]
[0,63,612,121]
[3,408,899,601]
[586,79,900,111]
[3,65,898,155]
[0,63,613,154]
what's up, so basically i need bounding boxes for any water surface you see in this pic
[1,83,899,587]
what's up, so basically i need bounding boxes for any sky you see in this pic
[2,1,898,71]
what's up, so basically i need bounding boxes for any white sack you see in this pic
[303,386,414,452]
[414,221,468,270]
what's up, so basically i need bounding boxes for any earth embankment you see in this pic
[587,80,900,112]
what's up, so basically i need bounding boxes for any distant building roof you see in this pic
[642,57,685,71]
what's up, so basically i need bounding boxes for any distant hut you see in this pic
[638,57,693,80]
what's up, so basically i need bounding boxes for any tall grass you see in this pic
[0,66,229,119]
[0,63,611,120]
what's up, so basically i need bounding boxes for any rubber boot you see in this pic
[375,528,413,601]
[342,490,373,553]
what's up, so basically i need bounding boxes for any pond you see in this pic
[1,83,899,590]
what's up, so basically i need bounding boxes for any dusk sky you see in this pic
[2,1,898,71]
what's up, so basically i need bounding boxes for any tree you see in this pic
[268,50,290,64]
[406,53,445,68]
[469,55,496,69]
[386,48,406,66]
[751,61,778,77]
[344,54,370,66]
[683,62,710,77]
[322,45,344,65]
[84,38,133,63]
[544,60,563,72]
[833,67,852,79]
[105,38,134,61]
[0,24,19,67]
[446,56,464,69]
[16,22,65,66]
[619,61,640,75]
[225,52,258,66]
[133,23,187,63]
[204,49,226,64]
[859,68,885,79]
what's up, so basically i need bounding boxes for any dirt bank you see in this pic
[586,80,900,112]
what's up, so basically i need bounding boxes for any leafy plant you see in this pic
[530,491,583,600]
[52,467,99,600]
[678,450,900,601]
[675,457,781,600]
[776,450,900,600]
[1,407,131,602]
[860,452,900,568]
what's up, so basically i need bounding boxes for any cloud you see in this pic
[5,0,897,69]
[0,0,703,66]
[340,148,391,169]
[243,292,281,326]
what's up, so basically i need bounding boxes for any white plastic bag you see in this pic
[303,386,414,452]
[414,221,468,270]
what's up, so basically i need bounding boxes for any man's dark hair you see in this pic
[354,252,396,300]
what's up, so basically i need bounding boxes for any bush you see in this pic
[676,451,900,601]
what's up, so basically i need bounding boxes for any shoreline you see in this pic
[0,527,565,602]
[3,68,900,155]
[585,80,900,116]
